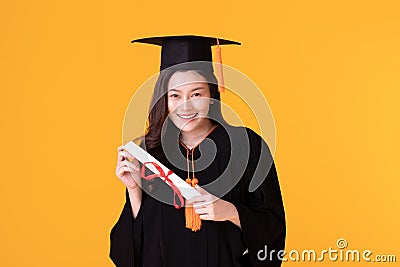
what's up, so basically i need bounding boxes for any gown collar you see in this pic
[178,123,219,151]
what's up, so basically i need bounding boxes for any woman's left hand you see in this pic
[186,185,241,228]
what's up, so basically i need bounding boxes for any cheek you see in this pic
[167,99,177,113]
[194,99,211,112]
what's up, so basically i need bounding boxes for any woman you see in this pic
[110,35,286,267]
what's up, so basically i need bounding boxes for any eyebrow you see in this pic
[168,87,205,92]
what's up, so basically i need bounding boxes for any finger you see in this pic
[194,207,209,214]
[117,146,126,162]
[193,201,211,209]
[195,185,210,195]
[116,166,127,178]
[199,214,213,220]
[117,166,138,177]
[119,151,135,158]
[119,153,140,167]
[119,160,140,171]
[116,166,130,177]
[186,195,208,205]
[118,168,142,186]
[118,151,137,161]
[118,157,137,166]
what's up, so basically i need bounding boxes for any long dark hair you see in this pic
[143,68,228,151]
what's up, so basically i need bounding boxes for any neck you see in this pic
[180,119,214,149]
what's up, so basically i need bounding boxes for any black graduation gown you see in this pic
[110,123,286,267]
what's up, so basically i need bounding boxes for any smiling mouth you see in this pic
[177,113,198,119]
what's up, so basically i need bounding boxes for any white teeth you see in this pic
[178,113,197,119]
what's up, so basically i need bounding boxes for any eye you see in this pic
[169,94,180,98]
[192,93,201,97]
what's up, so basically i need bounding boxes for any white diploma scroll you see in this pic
[124,141,201,200]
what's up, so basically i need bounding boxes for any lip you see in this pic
[177,113,198,120]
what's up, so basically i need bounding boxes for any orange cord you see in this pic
[184,148,202,231]
[215,38,225,93]
[181,125,218,231]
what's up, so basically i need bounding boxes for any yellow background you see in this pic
[1,0,399,266]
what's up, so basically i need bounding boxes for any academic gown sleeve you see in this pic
[231,128,286,267]
[109,188,146,267]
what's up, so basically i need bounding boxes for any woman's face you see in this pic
[167,70,212,133]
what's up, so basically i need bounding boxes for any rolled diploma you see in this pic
[124,141,201,200]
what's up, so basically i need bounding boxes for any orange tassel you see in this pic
[185,177,202,231]
[215,38,225,93]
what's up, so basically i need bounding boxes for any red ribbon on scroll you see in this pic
[140,162,185,209]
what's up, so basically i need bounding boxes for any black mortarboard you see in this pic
[131,35,240,71]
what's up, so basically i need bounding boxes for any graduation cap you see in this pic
[131,35,241,92]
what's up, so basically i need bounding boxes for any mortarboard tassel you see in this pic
[184,149,202,231]
[180,125,217,231]
[185,177,201,231]
[215,38,225,93]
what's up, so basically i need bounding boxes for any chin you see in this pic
[173,118,202,132]
[180,121,200,132]
[180,125,197,133]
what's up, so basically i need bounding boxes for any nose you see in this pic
[180,96,193,110]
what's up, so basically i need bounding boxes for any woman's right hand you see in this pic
[116,145,142,191]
